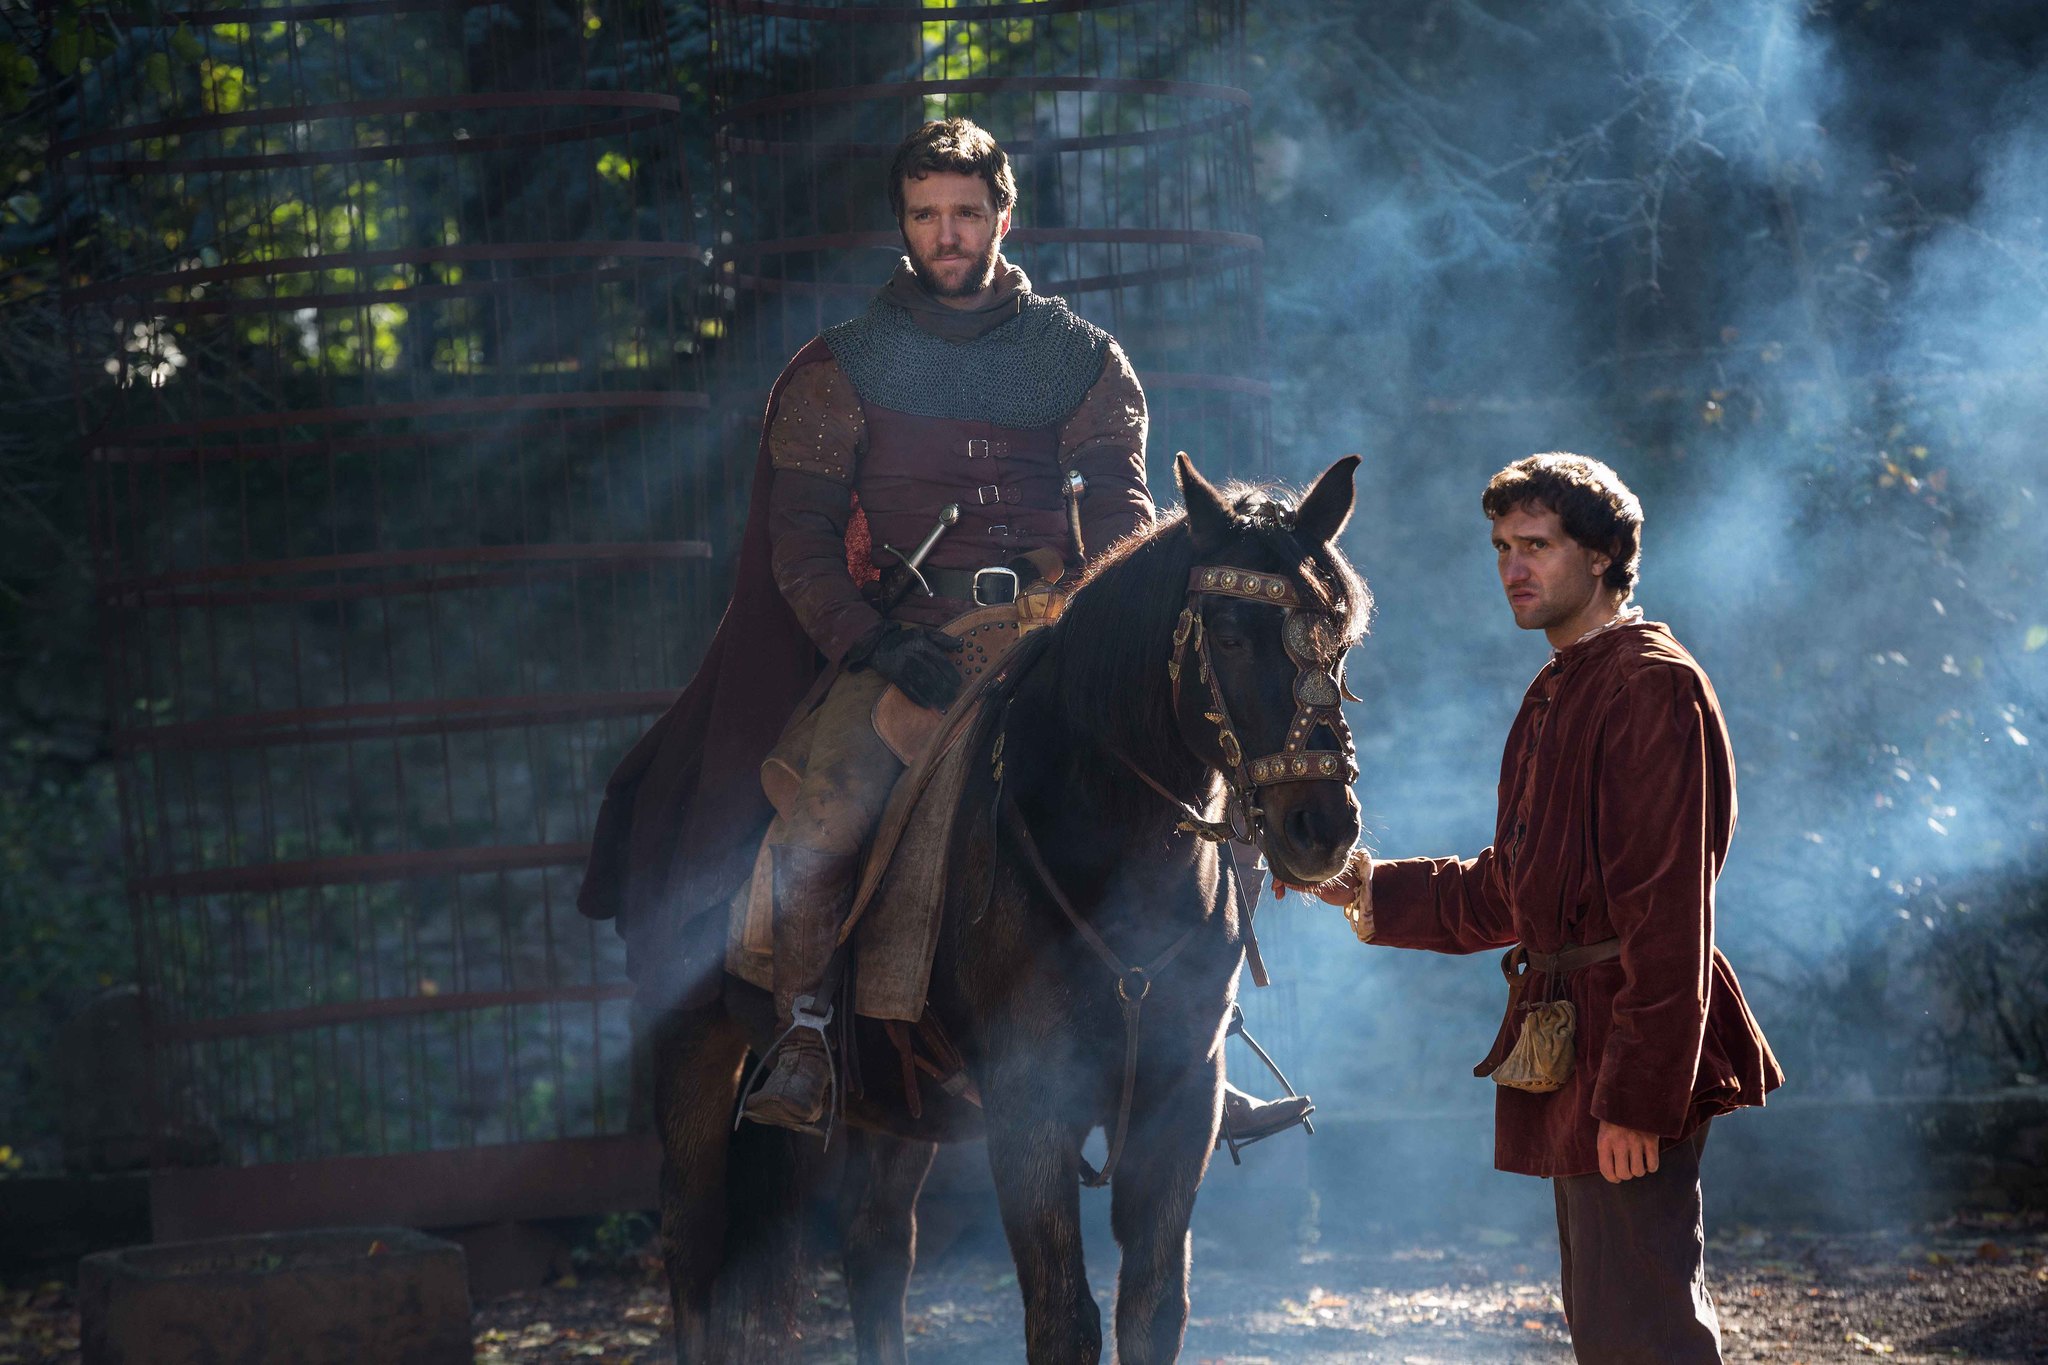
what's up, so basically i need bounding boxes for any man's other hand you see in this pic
[1596,1120,1662,1183]
[845,620,965,711]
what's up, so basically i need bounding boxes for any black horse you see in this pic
[650,453,1366,1364]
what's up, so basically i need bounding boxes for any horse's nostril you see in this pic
[1285,805,1318,850]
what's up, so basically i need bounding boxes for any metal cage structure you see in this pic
[56,0,716,1236]
[706,0,1271,480]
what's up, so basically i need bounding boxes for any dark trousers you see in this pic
[1552,1121,1721,1364]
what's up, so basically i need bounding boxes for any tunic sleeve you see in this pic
[1057,343,1152,559]
[767,358,880,663]
[1365,847,1518,954]
[1588,664,1717,1139]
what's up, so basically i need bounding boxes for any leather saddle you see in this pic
[727,587,1059,1023]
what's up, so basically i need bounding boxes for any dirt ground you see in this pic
[5,1212,2043,1363]
[464,1211,2048,1365]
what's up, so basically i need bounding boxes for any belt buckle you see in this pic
[972,567,1020,607]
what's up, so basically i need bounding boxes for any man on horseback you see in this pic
[580,116,1314,1140]
[736,116,1157,1129]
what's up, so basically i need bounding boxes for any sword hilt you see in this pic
[878,503,961,615]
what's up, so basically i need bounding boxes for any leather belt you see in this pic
[921,565,1021,606]
[1521,938,1621,975]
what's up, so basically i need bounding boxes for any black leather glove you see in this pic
[844,621,966,711]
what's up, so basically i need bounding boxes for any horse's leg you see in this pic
[1109,1046,1223,1365]
[645,1000,748,1363]
[712,1118,809,1362]
[836,1128,939,1365]
[983,1074,1101,1365]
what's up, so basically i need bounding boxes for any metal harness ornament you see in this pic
[1166,564,1360,843]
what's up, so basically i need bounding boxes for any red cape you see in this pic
[578,339,835,1010]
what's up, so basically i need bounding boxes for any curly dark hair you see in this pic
[886,118,1017,222]
[1481,453,1643,595]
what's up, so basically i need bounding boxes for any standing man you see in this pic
[1284,453,1782,1362]
[581,117,1312,1143]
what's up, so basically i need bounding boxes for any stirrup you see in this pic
[1218,1003,1315,1165]
[734,993,842,1145]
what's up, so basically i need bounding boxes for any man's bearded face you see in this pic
[899,170,1007,299]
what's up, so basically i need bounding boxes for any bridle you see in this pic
[1163,563,1360,845]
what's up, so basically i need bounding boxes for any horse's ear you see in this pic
[1175,451,1234,553]
[1293,454,1361,547]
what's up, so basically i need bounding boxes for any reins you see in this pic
[999,793,1204,1188]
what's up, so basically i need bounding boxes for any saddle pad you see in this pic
[845,708,983,1021]
[723,695,987,1021]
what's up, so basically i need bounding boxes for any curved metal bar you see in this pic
[71,109,673,177]
[1136,371,1275,398]
[1045,250,1261,297]
[69,241,705,305]
[55,90,682,157]
[166,983,638,1045]
[102,541,715,599]
[129,1,505,26]
[89,390,709,443]
[729,226,1262,257]
[131,843,591,899]
[118,559,699,610]
[713,0,1142,20]
[716,108,1242,159]
[722,75,1251,122]
[118,691,684,754]
[142,265,672,317]
[730,245,1261,299]
[91,409,671,466]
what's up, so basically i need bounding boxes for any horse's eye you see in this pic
[1212,634,1248,652]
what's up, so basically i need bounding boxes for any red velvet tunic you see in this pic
[1368,620,1784,1177]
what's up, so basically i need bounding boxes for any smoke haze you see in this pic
[1203,0,2048,1229]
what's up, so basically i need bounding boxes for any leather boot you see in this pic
[741,845,858,1133]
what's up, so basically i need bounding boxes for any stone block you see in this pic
[80,1227,470,1365]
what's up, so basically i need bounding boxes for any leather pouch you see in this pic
[1488,946,1577,1093]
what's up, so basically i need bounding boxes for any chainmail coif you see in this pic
[823,293,1112,430]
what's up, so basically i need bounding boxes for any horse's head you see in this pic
[1171,452,1366,886]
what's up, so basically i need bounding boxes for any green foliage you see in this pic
[0,738,130,1170]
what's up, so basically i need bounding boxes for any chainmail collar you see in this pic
[823,287,1112,430]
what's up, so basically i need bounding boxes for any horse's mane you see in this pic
[1044,479,1371,764]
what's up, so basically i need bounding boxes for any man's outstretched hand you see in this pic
[1596,1120,1662,1183]
[1269,850,1366,905]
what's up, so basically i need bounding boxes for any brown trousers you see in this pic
[1553,1121,1721,1364]
[774,666,902,859]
